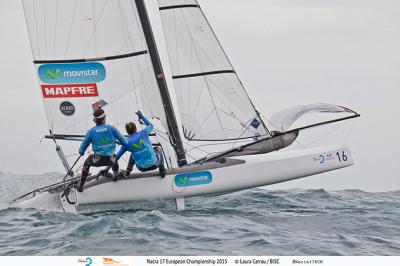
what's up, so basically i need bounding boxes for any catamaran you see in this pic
[14,0,360,213]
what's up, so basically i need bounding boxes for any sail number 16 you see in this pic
[336,151,348,163]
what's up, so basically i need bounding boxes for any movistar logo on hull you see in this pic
[175,171,212,187]
[38,62,106,84]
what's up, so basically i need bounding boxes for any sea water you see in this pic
[0,172,399,256]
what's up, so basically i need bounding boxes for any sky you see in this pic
[0,0,399,192]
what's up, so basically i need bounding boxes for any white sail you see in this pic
[270,104,356,132]
[157,0,270,142]
[22,0,170,139]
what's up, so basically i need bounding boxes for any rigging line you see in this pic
[192,78,207,128]
[117,0,140,109]
[58,86,140,133]
[345,119,357,145]
[215,107,252,132]
[197,2,269,134]
[153,127,201,160]
[181,7,229,73]
[206,77,253,118]
[304,121,351,148]
[180,9,226,137]
[192,128,242,139]
[185,138,251,154]
[184,133,270,142]
[43,0,47,59]
[191,109,217,137]
[152,128,200,161]
[53,0,59,58]
[184,5,241,97]
[183,8,195,106]
[182,142,211,158]
[187,6,232,72]
[176,8,194,115]
[117,0,133,52]
[129,1,147,51]
[196,4,252,89]
[64,0,79,59]
[91,0,99,57]
[173,8,180,75]
[129,0,172,138]
[173,7,230,81]
[32,1,41,59]
[82,0,108,58]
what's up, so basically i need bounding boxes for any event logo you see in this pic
[103,258,129,266]
[175,171,213,187]
[41,83,98,98]
[78,257,93,266]
[59,101,75,116]
[38,62,106,84]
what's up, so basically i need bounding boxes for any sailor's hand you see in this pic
[136,111,144,118]
[79,151,84,156]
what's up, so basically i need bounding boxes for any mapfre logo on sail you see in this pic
[41,83,99,98]
[38,62,106,84]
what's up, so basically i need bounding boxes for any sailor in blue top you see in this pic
[116,111,166,177]
[77,108,128,192]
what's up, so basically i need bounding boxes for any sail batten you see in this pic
[33,50,148,64]
[159,4,199,11]
[172,70,235,79]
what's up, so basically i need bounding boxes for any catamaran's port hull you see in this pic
[64,145,353,212]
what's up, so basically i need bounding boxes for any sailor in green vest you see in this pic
[116,111,166,177]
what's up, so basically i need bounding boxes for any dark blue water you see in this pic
[0,171,399,256]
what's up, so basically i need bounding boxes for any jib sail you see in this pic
[157,0,270,142]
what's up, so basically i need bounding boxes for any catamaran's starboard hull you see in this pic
[60,145,353,212]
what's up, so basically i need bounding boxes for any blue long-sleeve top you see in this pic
[79,124,128,157]
[116,115,157,169]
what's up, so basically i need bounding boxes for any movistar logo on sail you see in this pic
[45,68,61,80]
[38,62,106,84]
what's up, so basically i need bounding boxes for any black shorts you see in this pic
[84,154,117,167]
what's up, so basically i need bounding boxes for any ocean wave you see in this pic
[0,172,399,255]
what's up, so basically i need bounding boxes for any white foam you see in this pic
[15,192,63,212]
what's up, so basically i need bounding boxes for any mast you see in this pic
[135,0,187,166]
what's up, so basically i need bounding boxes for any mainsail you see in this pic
[22,0,186,165]
[157,0,270,142]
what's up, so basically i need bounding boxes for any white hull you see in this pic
[59,145,353,212]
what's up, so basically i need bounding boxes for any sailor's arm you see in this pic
[112,127,128,146]
[79,131,91,155]
[115,145,127,160]
[137,111,153,135]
